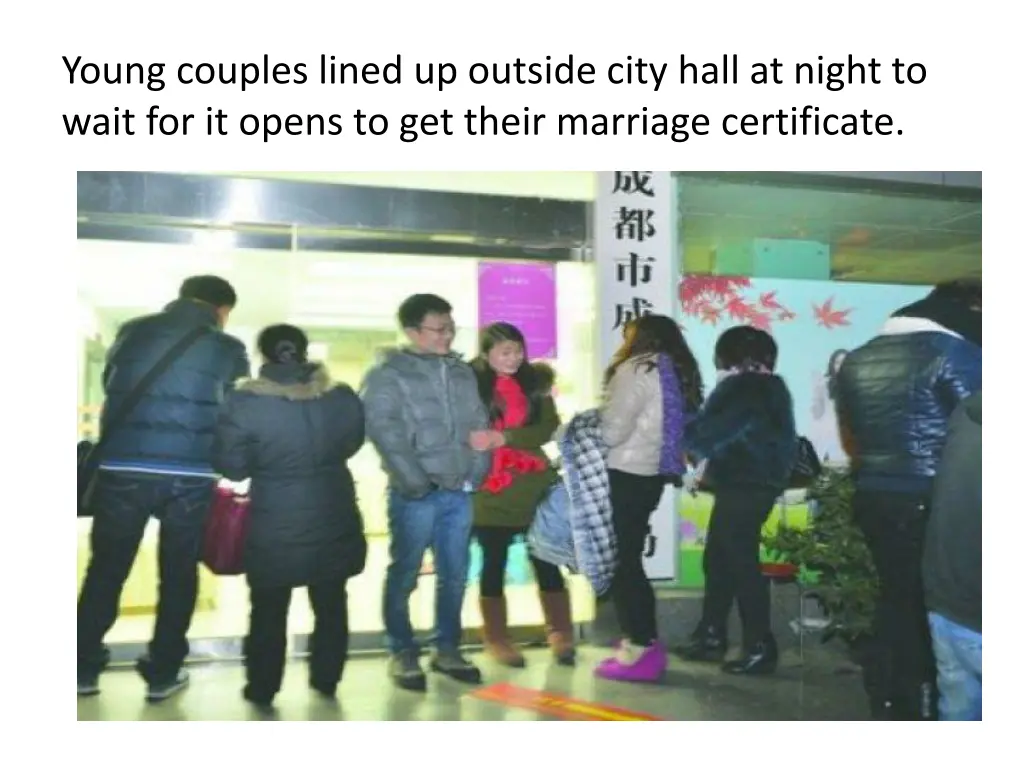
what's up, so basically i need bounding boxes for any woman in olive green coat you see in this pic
[470,323,574,667]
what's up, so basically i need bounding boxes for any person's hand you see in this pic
[489,430,507,448]
[469,430,493,451]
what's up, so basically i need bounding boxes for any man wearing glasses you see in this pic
[362,294,493,691]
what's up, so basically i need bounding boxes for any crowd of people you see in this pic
[76,274,981,721]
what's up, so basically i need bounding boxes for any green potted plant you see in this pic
[762,466,879,654]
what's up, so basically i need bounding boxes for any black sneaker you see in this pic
[309,678,338,699]
[430,649,482,684]
[243,685,276,710]
[77,676,100,697]
[146,669,190,703]
[389,649,427,692]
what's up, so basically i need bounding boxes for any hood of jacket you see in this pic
[891,293,981,347]
[236,362,337,401]
[374,346,465,372]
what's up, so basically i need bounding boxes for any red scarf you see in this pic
[481,375,548,494]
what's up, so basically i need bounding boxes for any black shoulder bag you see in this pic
[788,436,823,489]
[77,326,209,517]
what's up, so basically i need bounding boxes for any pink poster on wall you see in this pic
[477,262,558,359]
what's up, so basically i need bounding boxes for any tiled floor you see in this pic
[78,646,871,721]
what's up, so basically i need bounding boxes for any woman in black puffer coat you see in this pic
[212,324,367,708]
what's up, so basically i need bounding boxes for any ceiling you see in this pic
[676,176,981,284]
[205,172,981,284]
[201,171,597,201]
[81,173,981,299]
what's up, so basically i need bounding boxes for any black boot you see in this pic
[676,625,728,662]
[722,635,778,675]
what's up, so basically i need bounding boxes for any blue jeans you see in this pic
[928,612,982,720]
[383,488,472,654]
[78,471,215,682]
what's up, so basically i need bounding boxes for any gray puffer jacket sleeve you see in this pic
[362,365,433,498]
[466,384,491,489]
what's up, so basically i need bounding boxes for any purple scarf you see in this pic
[658,353,687,481]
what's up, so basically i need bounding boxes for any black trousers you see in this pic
[699,487,779,648]
[474,526,565,598]
[854,490,935,711]
[77,472,214,682]
[609,470,666,646]
[246,579,349,698]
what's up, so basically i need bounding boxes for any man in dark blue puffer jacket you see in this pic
[78,276,250,702]
[835,279,981,721]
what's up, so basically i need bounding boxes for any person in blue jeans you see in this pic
[361,294,492,691]
[923,392,982,720]
[77,276,250,703]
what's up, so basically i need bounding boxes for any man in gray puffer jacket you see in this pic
[362,294,492,691]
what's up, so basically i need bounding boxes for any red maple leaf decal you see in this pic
[678,277,706,305]
[749,310,773,330]
[700,305,722,325]
[813,297,853,329]
[725,296,750,320]
[678,275,787,332]
[686,298,710,317]
[759,291,782,311]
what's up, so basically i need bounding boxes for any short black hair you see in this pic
[714,325,779,372]
[931,278,981,308]
[179,275,237,308]
[257,324,308,364]
[398,293,452,329]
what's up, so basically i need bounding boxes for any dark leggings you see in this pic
[609,469,666,646]
[474,526,565,598]
[700,487,779,647]
[246,578,349,698]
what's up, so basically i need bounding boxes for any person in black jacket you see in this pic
[677,326,797,676]
[212,324,367,708]
[922,392,982,720]
[834,280,981,720]
[77,276,250,703]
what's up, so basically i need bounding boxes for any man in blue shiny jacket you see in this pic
[835,279,981,720]
[78,276,250,703]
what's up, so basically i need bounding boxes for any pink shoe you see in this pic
[595,640,668,683]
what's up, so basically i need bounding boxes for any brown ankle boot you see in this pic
[539,589,576,665]
[479,596,525,667]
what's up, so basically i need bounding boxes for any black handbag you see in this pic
[77,326,209,517]
[695,435,822,493]
[788,436,823,489]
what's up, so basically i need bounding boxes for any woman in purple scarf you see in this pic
[596,314,704,683]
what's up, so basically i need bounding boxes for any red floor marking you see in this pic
[468,682,663,721]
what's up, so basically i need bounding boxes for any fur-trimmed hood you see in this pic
[235,363,339,401]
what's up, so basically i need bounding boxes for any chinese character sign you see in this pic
[593,171,679,582]
[477,262,558,359]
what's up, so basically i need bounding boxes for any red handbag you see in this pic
[202,486,251,576]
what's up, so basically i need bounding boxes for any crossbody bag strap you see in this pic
[94,325,210,449]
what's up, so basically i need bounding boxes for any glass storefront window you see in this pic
[78,239,597,648]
